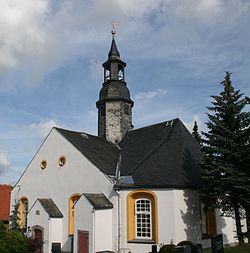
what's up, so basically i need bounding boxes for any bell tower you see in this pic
[96,29,134,143]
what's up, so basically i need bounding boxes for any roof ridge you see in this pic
[128,118,179,133]
[56,127,119,148]
[55,127,92,136]
[127,120,177,175]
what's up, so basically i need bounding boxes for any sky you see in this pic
[0,0,250,185]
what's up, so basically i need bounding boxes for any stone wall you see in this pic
[104,101,132,143]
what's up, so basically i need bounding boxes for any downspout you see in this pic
[117,190,121,253]
[115,145,122,253]
[92,208,95,253]
[49,218,51,252]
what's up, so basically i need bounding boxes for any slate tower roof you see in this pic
[108,39,120,59]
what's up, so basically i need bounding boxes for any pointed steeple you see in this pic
[108,39,120,59]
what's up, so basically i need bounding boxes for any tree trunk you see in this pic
[246,206,250,244]
[234,201,244,244]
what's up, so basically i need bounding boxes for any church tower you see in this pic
[96,31,134,143]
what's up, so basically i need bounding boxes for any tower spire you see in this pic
[96,29,134,143]
[109,22,120,59]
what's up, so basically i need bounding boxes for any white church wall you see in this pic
[28,200,50,253]
[11,128,114,252]
[119,189,177,253]
[50,218,63,247]
[74,196,94,253]
[95,209,113,252]
[202,209,247,249]
[173,190,202,244]
[157,189,176,244]
[216,209,246,246]
[119,189,202,253]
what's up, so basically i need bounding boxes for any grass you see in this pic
[203,244,250,253]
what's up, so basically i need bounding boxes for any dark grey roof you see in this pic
[83,193,113,210]
[38,198,63,218]
[56,128,118,175]
[56,118,202,189]
[97,81,133,106]
[119,119,202,188]
[108,39,120,59]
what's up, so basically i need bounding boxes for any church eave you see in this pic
[96,97,134,107]
[114,183,202,190]
[101,80,127,87]
[102,59,126,68]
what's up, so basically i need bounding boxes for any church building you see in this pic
[10,32,245,253]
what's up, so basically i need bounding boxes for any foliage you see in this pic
[26,237,44,253]
[0,230,28,253]
[201,72,250,244]
[9,200,21,231]
[0,221,6,232]
[177,240,193,246]
[159,244,175,253]
[192,121,201,144]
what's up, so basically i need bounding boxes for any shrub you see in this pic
[0,221,6,232]
[159,244,175,253]
[177,240,193,246]
[0,230,28,253]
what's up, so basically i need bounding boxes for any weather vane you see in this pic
[111,21,120,39]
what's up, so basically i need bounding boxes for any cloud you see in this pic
[0,152,10,175]
[29,119,59,138]
[0,0,250,89]
[183,115,203,133]
[89,59,103,82]
[0,0,49,71]
[133,88,169,125]
[135,89,167,103]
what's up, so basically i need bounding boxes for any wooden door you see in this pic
[78,230,89,253]
[34,229,43,253]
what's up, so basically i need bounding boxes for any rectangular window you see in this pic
[135,199,152,239]
[201,207,217,237]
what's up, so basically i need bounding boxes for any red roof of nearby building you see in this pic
[0,184,12,222]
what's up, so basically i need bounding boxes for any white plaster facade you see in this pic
[11,128,114,252]
[28,200,50,253]
[118,189,202,253]
[74,196,113,253]
[10,127,247,253]
[202,210,247,249]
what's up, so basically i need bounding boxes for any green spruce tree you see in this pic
[9,200,21,231]
[192,121,201,145]
[201,72,250,244]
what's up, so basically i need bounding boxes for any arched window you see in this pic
[104,69,110,81]
[118,69,124,81]
[68,193,81,235]
[127,190,158,242]
[19,197,28,230]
